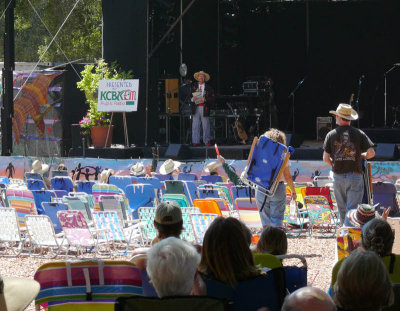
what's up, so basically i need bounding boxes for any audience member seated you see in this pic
[256,226,288,256]
[217,155,243,186]
[131,201,184,269]
[99,168,114,184]
[130,162,147,177]
[200,162,223,183]
[159,159,182,180]
[198,217,262,286]
[281,286,336,311]
[31,159,50,188]
[331,218,399,291]
[0,274,40,311]
[346,204,379,228]
[334,249,394,311]
[146,237,205,298]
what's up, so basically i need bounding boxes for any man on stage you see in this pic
[191,70,214,146]
[323,103,375,226]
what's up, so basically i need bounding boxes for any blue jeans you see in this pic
[256,183,286,227]
[333,172,364,227]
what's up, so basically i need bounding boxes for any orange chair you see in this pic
[193,199,222,216]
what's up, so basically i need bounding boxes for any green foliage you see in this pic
[77,59,133,134]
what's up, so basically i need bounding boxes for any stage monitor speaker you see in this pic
[316,117,332,141]
[158,79,179,114]
[374,143,399,160]
[164,144,192,160]
[286,133,303,148]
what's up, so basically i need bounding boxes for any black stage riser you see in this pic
[362,128,400,144]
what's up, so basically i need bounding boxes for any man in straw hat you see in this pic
[323,103,375,226]
[0,275,40,311]
[191,70,215,146]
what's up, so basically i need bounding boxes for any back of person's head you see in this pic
[334,249,394,311]
[154,201,183,239]
[256,226,288,255]
[282,286,336,311]
[362,218,394,257]
[198,217,260,286]
[264,128,286,145]
[146,237,200,298]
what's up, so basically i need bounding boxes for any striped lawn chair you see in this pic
[6,188,37,229]
[162,194,190,208]
[189,213,219,244]
[99,194,132,228]
[234,198,262,230]
[92,184,125,211]
[62,195,93,223]
[0,207,27,256]
[34,260,143,310]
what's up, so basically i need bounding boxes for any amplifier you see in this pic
[316,116,332,141]
[242,80,269,95]
[158,78,179,114]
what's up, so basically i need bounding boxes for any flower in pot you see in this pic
[77,59,133,148]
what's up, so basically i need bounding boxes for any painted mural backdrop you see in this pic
[0,156,399,184]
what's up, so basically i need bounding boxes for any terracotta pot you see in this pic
[90,125,114,148]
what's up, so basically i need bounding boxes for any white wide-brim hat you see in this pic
[204,161,220,173]
[329,103,358,121]
[31,160,49,175]
[0,276,40,311]
[130,162,146,176]
[159,159,181,175]
[99,168,114,183]
[194,70,210,82]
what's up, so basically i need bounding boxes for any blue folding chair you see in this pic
[154,174,173,181]
[76,180,95,194]
[200,175,223,184]
[178,173,198,181]
[164,180,197,206]
[25,172,43,181]
[109,176,138,192]
[231,185,255,201]
[27,179,46,191]
[126,184,156,219]
[41,202,69,234]
[198,184,220,199]
[203,267,286,311]
[32,190,56,215]
[50,177,74,193]
[0,177,10,185]
[277,254,308,294]
[53,190,68,199]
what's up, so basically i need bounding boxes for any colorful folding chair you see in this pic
[193,199,222,215]
[63,195,93,223]
[189,212,219,244]
[162,194,190,208]
[99,194,131,227]
[0,207,27,256]
[92,183,125,211]
[6,188,37,229]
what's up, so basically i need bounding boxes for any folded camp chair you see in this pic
[303,195,338,238]
[41,202,69,234]
[193,199,222,215]
[0,207,27,256]
[115,295,234,311]
[50,177,74,193]
[126,184,156,219]
[234,198,262,230]
[92,211,144,253]
[27,178,46,191]
[6,188,37,229]
[276,254,307,293]
[76,180,95,194]
[203,268,286,311]
[57,210,111,257]
[34,260,143,311]
[25,215,68,258]
[189,212,219,244]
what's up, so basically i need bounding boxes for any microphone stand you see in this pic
[384,64,399,127]
[354,75,364,128]
[288,76,307,133]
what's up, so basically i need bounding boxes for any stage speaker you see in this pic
[374,143,399,160]
[286,133,303,148]
[158,79,179,114]
[164,144,192,160]
[316,117,332,141]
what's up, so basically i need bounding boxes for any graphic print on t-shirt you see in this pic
[333,130,356,161]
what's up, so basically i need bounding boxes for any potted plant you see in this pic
[77,59,133,148]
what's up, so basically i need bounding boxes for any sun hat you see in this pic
[0,275,40,311]
[204,161,220,174]
[329,103,358,121]
[347,204,379,228]
[31,160,49,175]
[154,201,182,225]
[99,168,114,183]
[130,162,146,176]
[194,70,210,82]
[159,159,181,175]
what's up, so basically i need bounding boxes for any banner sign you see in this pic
[98,79,139,112]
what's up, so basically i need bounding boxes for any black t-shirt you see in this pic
[323,126,374,174]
